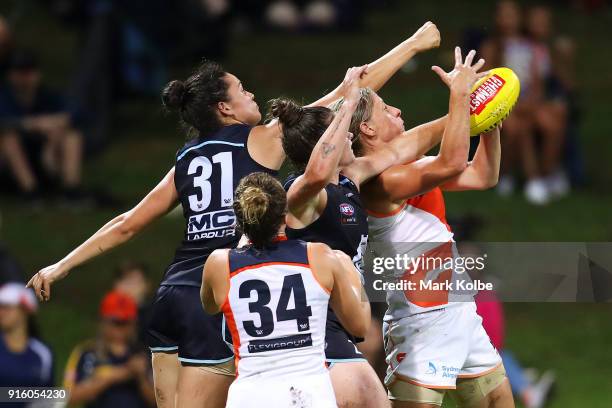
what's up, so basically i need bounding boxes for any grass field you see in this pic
[1,1,612,407]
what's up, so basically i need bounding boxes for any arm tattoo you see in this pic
[321,142,336,158]
[319,103,349,159]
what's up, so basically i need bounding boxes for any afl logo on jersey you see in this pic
[339,203,354,216]
[340,203,357,225]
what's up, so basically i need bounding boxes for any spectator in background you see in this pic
[64,290,155,408]
[0,50,86,206]
[526,5,577,195]
[112,261,152,346]
[480,0,560,205]
[0,283,54,395]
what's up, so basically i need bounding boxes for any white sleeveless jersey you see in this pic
[222,241,330,379]
[368,187,474,320]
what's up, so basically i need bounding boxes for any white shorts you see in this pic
[226,372,337,408]
[383,302,501,390]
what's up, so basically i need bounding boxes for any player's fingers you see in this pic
[476,70,491,79]
[473,58,486,72]
[26,276,34,288]
[431,66,446,81]
[454,46,462,66]
[42,279,51,302]
[31,276,44,302]
[464,49,476,66]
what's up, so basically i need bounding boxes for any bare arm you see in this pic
[329,250,370,338]
[346,116,447,186]
[201,249,230,314]
[350,48,488,188]
[441,126,501,191]
[28,167,179,301]
[308,21,441,107]
[286,68,362,225]
[250,22,441,169]
[308,243,370,338]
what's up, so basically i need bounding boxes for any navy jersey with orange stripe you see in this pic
[222,239,330,378]
[161,124,277,287]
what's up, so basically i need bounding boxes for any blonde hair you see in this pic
[238,186,269,225]
[330,87,376,156]
[234,173,287,248]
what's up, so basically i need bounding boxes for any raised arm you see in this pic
[441,126,501,191]
[308,243,370,338]
[364,48,488,201]
[201,249,230,314]
[250,23,441,170]
[307,21,441,107]
[286,68,362,226]
[27,167,179,301]
[351,48,488,189]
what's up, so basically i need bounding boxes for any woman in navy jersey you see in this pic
[201,172,370,408]
[28,22,442,408]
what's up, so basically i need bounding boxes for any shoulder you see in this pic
[29,338,53,364]
[307,242,336,264]
[205,249,230,276]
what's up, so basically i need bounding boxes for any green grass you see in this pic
[1,1,611,406]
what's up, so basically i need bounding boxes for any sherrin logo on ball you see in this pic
[469,67,520,136]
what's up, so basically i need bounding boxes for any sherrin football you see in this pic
[469,67,520,136]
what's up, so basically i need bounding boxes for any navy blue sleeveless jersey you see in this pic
[229,239,309,273]
[161,124,277,287]
[283,174,368,272]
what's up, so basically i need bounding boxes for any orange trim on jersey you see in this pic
[221,295,241,378]
[306,243,332,295]
[230,261,310,277]
[456,362,503,379]
[393,373,457,390]
[366,201,407,218]
[406,187,451,232]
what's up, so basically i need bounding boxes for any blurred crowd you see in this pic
[466,0,585,205]
[0,259,157,407]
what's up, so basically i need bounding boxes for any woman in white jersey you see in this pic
[334,48,514,407]
[201,172,370,407]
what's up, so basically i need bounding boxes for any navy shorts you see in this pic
[324,317,366,365]
[147,285,233,366]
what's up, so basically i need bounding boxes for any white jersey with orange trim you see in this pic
[222,239,331,380]
[368,187,474,321]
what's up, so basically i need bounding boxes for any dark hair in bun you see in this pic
[268,97,334,172]
[162,61,229,139]
[161,80,186,109]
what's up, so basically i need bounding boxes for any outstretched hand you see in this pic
[432,47,488,94]
[26,263,69,302]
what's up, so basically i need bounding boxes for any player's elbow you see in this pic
[115,213,140,239]
[350,315,370,339]
[483,172,500,189]
[441,158,468,178]
[302,167,330,191]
